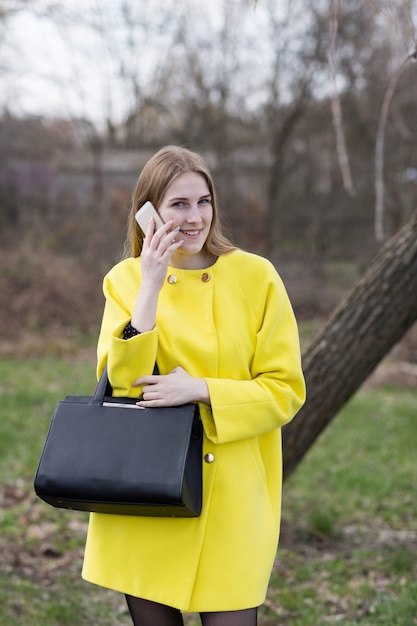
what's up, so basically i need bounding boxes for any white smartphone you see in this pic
[135,201,165,235]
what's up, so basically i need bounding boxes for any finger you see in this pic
[136,399,164,408]
[150,219,173,241]
[132,375,159,387]
[142,389,159,401]
[168,239,183,251]
[159,227,182,252]
[155,239,183,264]
[143,219,172,248]
[142,217,158,243]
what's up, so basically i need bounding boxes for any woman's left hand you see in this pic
[133,366,210,407]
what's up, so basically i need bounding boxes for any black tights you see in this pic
[125,595,258,626]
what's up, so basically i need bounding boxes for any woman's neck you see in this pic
[169,250,218,270]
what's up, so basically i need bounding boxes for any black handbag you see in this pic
[34,367,203,517]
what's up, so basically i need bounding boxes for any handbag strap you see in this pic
[92,367,112,405]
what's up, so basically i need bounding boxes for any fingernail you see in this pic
[174,226,180,232]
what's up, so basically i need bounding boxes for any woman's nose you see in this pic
[186,205,201,222]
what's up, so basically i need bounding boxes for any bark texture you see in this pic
[283,208,417,480]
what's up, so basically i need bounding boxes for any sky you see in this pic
[2,0,415,129]
[1,0,270,127]
[2,2,139,124]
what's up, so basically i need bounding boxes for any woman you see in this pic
[82,146,306,626]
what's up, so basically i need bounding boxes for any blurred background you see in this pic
[1,0,416,352]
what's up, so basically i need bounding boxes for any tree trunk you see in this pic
[283,208,417,480]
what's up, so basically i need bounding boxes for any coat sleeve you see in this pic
[96,266,158,397]
[201,271,306,445]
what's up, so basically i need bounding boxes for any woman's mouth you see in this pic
[180,229,201,238]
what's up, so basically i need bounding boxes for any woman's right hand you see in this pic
[140,218,182,291]
[130,218,182,333]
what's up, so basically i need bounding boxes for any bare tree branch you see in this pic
[360,0,417,241]
[374,50,417,242]
[328,0,355,195]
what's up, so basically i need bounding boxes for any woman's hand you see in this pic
[140,218,182,291]
[130,218,182,333]
[133,366,210,407]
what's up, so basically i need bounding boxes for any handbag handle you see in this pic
[92,364,160,405]
[92,367,113,405]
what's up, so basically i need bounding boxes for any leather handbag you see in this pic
[34,367,203,517]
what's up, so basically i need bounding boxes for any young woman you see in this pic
[82,146,306,626]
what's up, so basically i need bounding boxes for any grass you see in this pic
[264,384,417,625]
[0,354,416,625]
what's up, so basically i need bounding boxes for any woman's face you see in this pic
[158,171,214,269]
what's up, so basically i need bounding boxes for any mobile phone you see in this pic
[135,201,165,234]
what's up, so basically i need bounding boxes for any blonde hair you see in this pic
[123,145,236,258]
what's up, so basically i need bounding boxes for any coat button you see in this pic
[167,274,177,284]
[204,453,215,463]
[201,272,210,282]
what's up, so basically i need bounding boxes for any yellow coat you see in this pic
[82,249,305,612]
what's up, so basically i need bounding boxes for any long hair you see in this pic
[123,145,236,258]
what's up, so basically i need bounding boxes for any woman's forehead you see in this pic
[163,171,210,200]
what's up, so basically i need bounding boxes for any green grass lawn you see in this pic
[268,384,417,626]
[0,356,416,625]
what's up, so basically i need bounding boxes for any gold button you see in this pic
[167,274,177,284]
[201,272,210,283]
[204,453,215,463]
